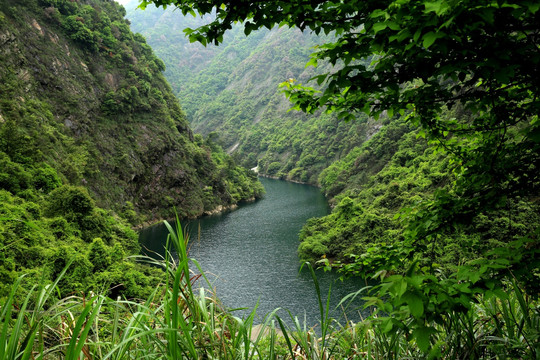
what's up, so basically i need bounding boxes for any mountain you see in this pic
[1,0,262,220]
[126,5,378,184]
[124,3,539,270]
[0,0,262,297]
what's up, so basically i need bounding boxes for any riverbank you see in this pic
[134,196,259,230]
[134,171,319,231]
[257,173,321,187]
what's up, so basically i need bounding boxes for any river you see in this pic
[139,177,366,327]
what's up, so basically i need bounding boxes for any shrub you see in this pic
[88,238,111,272]
[0,153,31,194]
[46,185,95,218]
[32,163,62,193]
[266,161,282,175]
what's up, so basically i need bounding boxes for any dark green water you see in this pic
[139,177,366,326]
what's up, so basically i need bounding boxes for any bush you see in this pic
[47,216,73,240]
[88,238,111,272]
[266,161,281,175]
[62,15,98,51]
[32,164,62,193]
[0,153,31,194]
[46,185,95,218]
[38,0,77,15]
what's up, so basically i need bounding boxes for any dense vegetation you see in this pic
[1,0,539,358]
[2,219,538,359]
[0,0,262,298]
[126,4,380,184]
[299,117,540,270]
[138,0,539,356]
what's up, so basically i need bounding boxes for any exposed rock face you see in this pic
[31,18,44,35]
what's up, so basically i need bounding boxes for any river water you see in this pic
[139,177,366,327]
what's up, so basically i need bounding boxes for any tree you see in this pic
[139,0,539,354]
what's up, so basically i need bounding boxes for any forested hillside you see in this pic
[126,4,378,184]
[0,0,262,297]
[299,117,540,268]
[125,2,540,270]
[2,0,539,358]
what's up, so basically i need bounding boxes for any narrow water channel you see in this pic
[139,177,366,327]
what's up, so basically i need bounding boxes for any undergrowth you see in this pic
[1,217,538,359]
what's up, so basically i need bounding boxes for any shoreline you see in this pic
[134,196,258,230]
[257,173,321,188]
[135,175,322,231]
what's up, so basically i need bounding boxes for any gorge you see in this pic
[1,0,538,358]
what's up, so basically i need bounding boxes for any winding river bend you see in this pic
[139,177,365,326]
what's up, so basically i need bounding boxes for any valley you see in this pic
[0,0,538,358]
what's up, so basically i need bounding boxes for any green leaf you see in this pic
[306,57,318,67]
[404,292,424,318]
[372,22,388,34]
[370,9,387,19]
[527,125,540,143]
[386,21,400,31]
[526,1,540,13]
[382,317,393,333]
[478,8,495,24]
[424,0,449,15]
[397,278,407,297]
[413,326,436,352]
[413,29,422,42]
[423,31,437,48]
[468,270,481,284]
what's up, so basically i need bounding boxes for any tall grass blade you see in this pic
[7,286,35,360]
[65,296,104,360]
[0,276,24,359]
[275,315,295,359]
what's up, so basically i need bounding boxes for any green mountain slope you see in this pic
[126,6,377,184]
[125,3,539,272]
[0,0,262,220]
[299,116,539,269]
[0,0,262,297]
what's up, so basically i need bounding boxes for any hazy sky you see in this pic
[116,0,132,5]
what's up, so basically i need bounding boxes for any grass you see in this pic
[1,217,538,359]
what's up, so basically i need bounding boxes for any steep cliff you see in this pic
[0,0,262,297]
[0,0,262,220]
